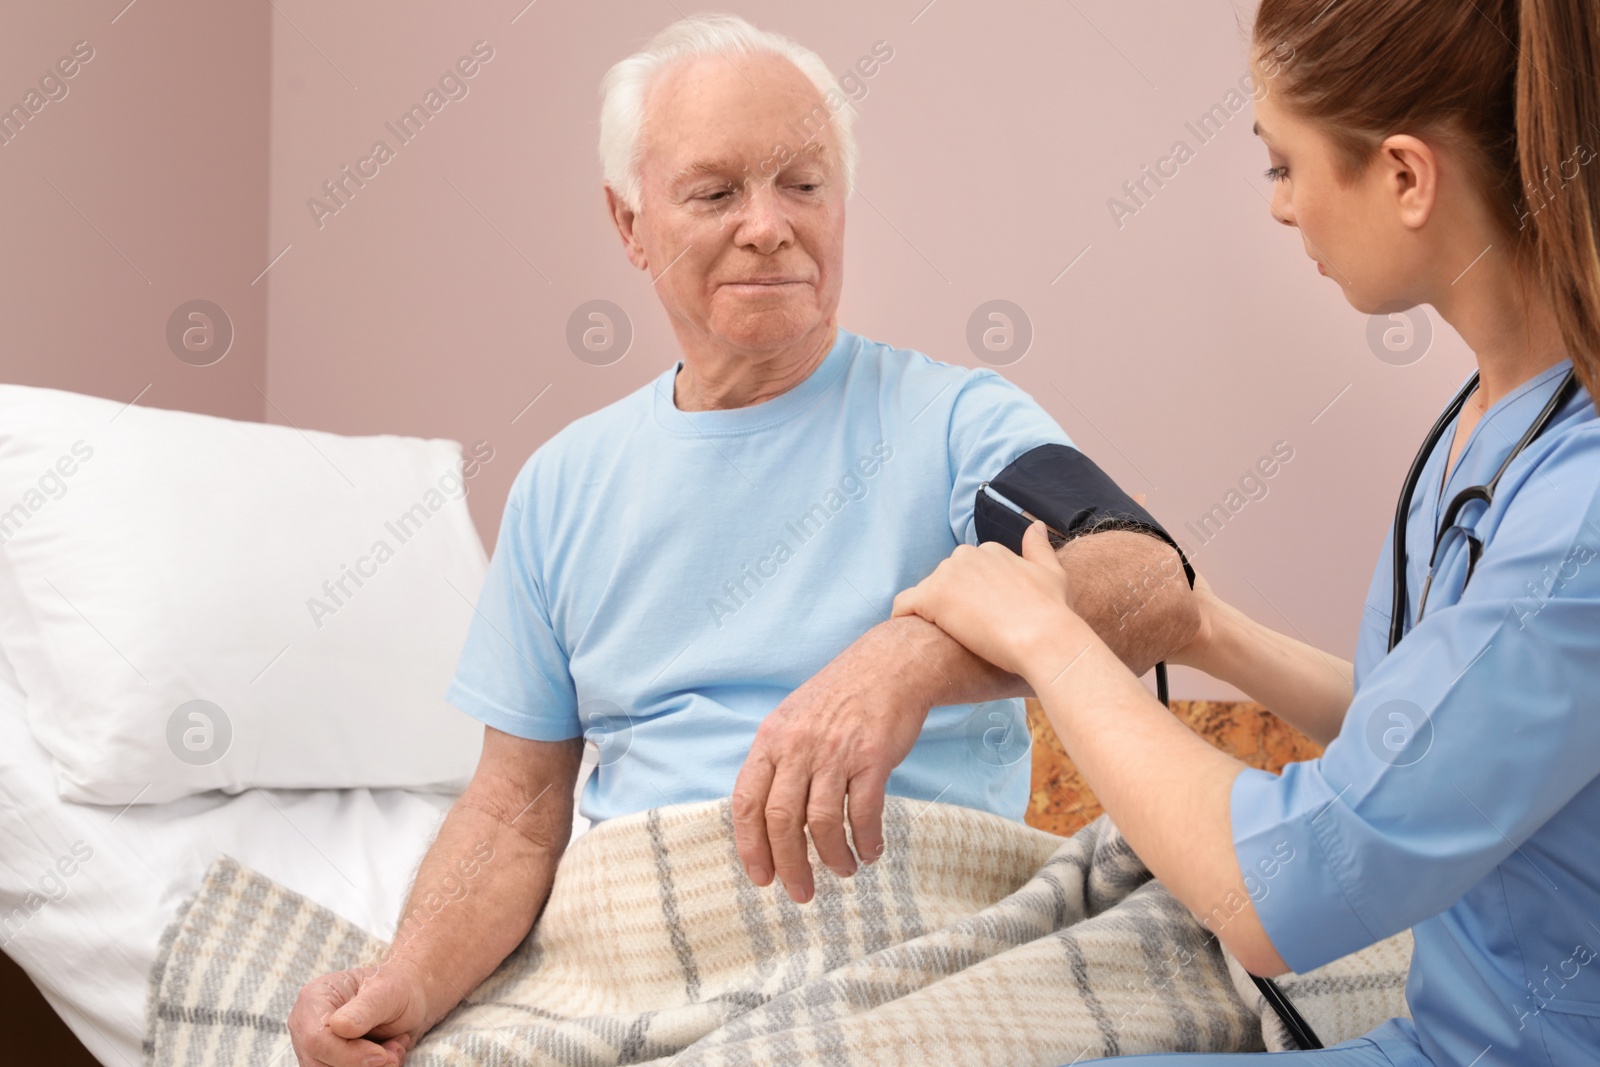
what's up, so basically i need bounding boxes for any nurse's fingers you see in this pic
[765,764,816,903]
[731,751,778,887]
[893,558,955,621]
[890,585,924,619]
[1018,521,1056,565]
[806,767,856,878]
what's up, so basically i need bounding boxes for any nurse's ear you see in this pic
[1374,133,1442,231]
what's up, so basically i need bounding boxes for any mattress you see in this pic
[0,646,591,1065]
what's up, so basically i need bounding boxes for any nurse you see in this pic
[891,0,1600,1064]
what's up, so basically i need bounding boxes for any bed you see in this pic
[0,383,600,1065]
[0,641,593,1066]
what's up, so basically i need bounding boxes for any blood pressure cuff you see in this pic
[974,444,1195,587]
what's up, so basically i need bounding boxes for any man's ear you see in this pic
[1378,134,1440,231]
[604,185,650,272]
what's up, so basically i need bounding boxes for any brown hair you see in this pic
[1253,0,1600,406]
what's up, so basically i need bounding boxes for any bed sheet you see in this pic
[0,650,592,1066]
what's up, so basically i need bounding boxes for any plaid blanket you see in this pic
[142,797,1409,1065]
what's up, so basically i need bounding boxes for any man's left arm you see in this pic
[731,530,1195,904]
[732,370,1196,903]
[851,527,1195,706]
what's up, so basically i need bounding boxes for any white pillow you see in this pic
[0,384,488,804]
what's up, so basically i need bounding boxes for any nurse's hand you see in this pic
[890,521,1079,678]
[1166,570,1221,669]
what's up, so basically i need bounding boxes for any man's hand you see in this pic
[731,652,931,903]
[289,956,429,1067]
[287,730,580,1065]
[731,523,1196,904]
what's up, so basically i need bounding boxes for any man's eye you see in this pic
[792,183,820,193]
[1263,165,1289,183]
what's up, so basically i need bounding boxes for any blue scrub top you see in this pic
[1228,360,1600,1065]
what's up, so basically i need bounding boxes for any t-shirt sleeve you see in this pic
[444,460,581,742]
[1231,425,1600,973]
[945,368,1075,546]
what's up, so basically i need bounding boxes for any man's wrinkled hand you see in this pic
[289,957,428,1067]
[731,661,927,904]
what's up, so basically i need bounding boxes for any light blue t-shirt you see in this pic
[446,326,1073,825]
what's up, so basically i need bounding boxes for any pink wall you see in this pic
[7,1,1480,699]
[0,0,269,422]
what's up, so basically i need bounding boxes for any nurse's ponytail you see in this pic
[1252,0,1600,408]
[1517,0,1600,407]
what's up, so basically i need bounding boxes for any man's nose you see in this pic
[733,182,794,254]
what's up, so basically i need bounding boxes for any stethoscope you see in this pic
[1387,366,1579,651]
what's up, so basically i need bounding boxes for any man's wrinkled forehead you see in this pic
[639,53,838,185]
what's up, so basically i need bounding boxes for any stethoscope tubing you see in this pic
[1389,374,1481,650]
[1391,368,1579,647]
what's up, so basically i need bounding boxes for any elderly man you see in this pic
[290,14,1195,1067]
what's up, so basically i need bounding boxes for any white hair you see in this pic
[598,13,859,212]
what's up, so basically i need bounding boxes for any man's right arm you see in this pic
[391,728,583,1028]
[289,728,581,1067]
